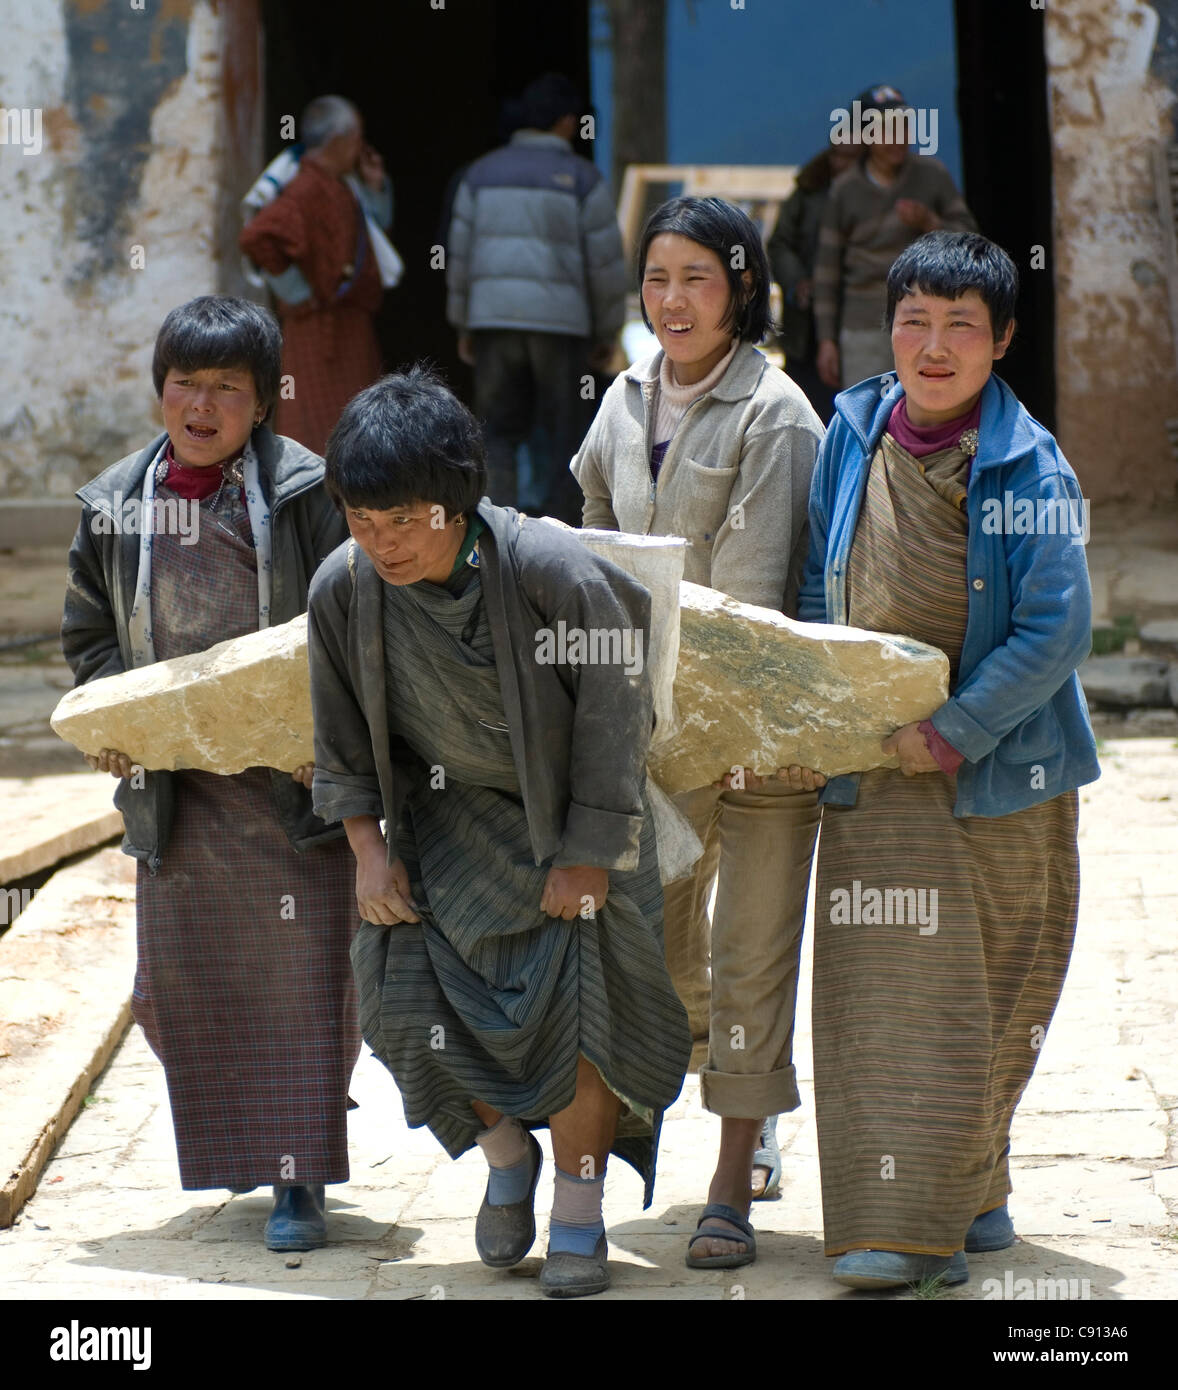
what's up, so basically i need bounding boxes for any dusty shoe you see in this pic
[540,1233,610,1298]
[475,1131,542,1268]
[832,1248,968,1290]
[965,1205,1016,1252]
[264,1184,326,1252]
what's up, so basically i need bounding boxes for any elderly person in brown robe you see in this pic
[61,296,359,1253]
[240,95,389,455]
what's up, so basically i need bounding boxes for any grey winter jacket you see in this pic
[307,500,654,871]
[445,131,627,340]
[61,427,348,871]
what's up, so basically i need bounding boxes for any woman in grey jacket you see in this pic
[571,197,825,1268]
[61,297,358,1253]
[307,367,691,1298]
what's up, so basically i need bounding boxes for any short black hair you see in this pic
[637,196,775,344]
[324,365,486,519]
[152,296,283,417]
[520,72,581,131]
[886,231,1019,340]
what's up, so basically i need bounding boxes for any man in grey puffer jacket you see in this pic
[446,73,627,524]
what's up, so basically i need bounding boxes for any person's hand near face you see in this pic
[356,142,386,191]
[895,198,940,233]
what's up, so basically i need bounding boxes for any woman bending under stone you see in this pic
[307,367,691,1299]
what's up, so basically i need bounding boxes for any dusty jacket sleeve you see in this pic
[445,179,474,330]
[306,558,384,824]
[580,177,627,341]
[929,467,1092,762]
[549,574,652,870]
[61,512,125,687]
[709,403,825,610]
[569,401,621,531]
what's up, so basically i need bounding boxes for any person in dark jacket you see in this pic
[768,141,857,422]
[445,73,627,523]
[306,367,691,1298]
[61,296,359,1254]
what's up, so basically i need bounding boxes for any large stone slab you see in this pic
[49,559,951,801]
[649,582,950,794]
[50,615,314,774]
[553,523,686,749]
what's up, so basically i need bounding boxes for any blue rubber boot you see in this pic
[264,1184,327,1252]
[832,1248,969,1289]
[965,1205,1016,1252]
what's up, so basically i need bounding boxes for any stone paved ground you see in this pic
[1,736,1175,1305]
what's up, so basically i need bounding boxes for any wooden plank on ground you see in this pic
[0,774,123,883]
[0,846,136,1227]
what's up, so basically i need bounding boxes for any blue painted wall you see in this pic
[590,0,962,189]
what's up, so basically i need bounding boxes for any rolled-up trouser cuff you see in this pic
[698,1063,801,1118]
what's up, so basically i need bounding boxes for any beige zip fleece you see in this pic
[570,341,825,613]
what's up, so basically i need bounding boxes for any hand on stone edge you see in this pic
[85,748,137,779]
[880,722,940,776]
[775,764,827,791]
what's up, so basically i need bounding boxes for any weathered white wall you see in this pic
[1047,0,1178,502]
[0,0,260,499]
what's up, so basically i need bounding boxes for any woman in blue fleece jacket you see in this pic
[792,231,1099,1290]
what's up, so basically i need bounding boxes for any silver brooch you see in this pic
[958,428,979,457]
[210,455,245,512]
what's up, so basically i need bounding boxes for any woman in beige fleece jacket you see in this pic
[571,196,825,1269]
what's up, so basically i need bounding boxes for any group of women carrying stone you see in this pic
[62,193,1098,1300]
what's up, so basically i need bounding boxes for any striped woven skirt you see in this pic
[812,769,1079,1255]
[350,776,692,1207]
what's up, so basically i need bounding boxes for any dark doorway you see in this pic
[955,1,1056,429]
[259,0,592,400]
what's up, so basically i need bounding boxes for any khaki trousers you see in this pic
[661,778,820,1117]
